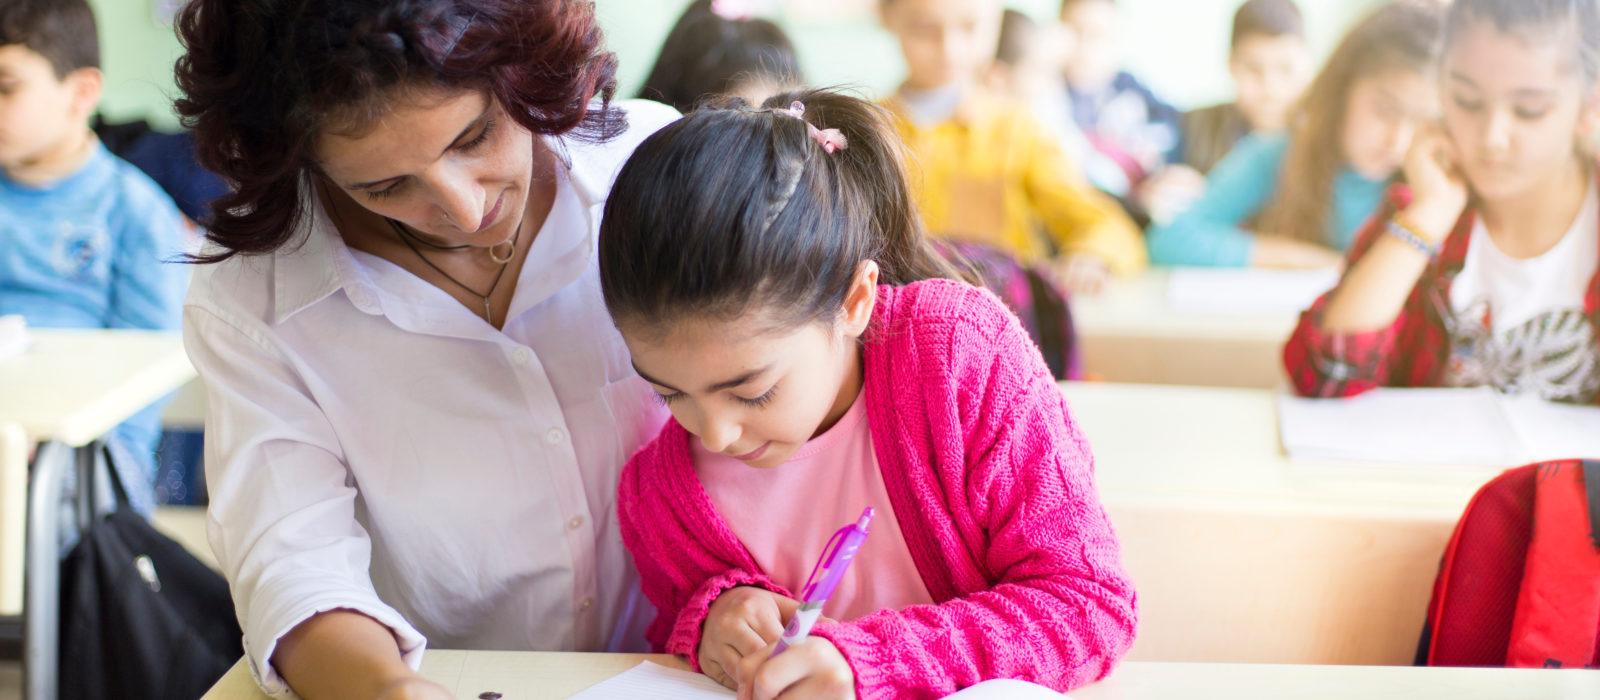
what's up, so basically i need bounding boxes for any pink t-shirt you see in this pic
[691,391,935,622]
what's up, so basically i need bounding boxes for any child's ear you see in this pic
[65,67,103,123]
[840,260,880,340]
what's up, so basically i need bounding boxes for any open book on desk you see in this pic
[1277,387,1600,466]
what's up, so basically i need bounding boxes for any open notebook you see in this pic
[1165,267,1340,315]
[566,662,1068,699]
[1277,387,1600,465]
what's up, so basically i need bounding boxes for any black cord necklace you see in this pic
[389,217,523,325]
[386,217,473,250]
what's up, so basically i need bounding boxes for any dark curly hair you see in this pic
[174,0,623,262]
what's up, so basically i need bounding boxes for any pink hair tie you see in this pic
[777,101,849,154]
[711,0,753,21]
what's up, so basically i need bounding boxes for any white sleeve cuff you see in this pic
[243,589,428,697]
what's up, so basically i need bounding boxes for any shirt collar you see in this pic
[271,134,604,326]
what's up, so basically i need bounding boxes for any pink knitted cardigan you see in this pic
[616,279,1138,699]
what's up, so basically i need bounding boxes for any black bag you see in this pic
[60,447,242,700]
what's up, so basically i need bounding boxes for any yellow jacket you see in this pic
[883,93,1148,275]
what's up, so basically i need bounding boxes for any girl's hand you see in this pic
[700,587,800,690]
[736,639,855,700]
[1402,123,1470,239]
[1052,254,1112,296]
[373,676,454,700]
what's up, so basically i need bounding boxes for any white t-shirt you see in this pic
[1444,183,1600,403]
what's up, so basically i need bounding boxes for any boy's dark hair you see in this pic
[174,0,622,263]
[0,0,100,78]
[638,0,803,114]
[599,89,960,337]
[1445,0,1600,83]
[996,9,1036,67]
[1232,0,1305,50]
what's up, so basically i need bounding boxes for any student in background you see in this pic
[879,0,1146,295]
[987,8,1132,202]
[0,0,188,505]
[1286,0,1600,404]
[1147,1,1442,269]
[1059,0,1205,220]
[637,0,802,114]
[1181,0,1314,174]
[600,89,1136,699]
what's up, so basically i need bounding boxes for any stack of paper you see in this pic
[1277,387,1600,465]
[567,662,1069,699]
[0,315,29,361]
[1166,267,1340,315]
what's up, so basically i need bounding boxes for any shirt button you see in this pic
[568,515,585,530]
[579,597,594,612]
[512,347,532,365]
[545,427,565,445]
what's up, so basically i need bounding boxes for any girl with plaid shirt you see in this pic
[1286,0,1600,405]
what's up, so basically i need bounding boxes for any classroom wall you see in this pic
[92,0,1388,132]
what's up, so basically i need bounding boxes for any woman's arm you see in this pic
[184,304,429,698]
[273,611,449,700]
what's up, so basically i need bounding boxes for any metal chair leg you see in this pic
[23,440,73,700]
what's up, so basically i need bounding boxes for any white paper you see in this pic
[1277,388,1529,466]
[0,315,29,361]
[566,662,734,699]
[1500,396,1600,462]
[942,679,1070,698]
[567,662,1072,700]
[1166,267,1339,315]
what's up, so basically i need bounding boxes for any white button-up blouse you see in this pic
[183,101,677,696]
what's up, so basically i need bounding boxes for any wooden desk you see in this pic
[0,329,196,700]
[1072,270,1297,389]
[204,651,1600,699]
[1062,382,1503,666]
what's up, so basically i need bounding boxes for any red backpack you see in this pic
[1418,460,1600,668]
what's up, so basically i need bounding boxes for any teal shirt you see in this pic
[1146,133,1390,267]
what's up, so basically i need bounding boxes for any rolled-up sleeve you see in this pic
[184,306,426,697]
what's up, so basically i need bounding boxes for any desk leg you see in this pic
[0,424,25,616]
[23,440,72,700]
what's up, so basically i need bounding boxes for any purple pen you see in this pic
[772,507,874,656]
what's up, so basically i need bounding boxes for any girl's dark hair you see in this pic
[1445,0,1600,84]
[636,0,803,114]
[174,0,623,262]
[599,89,960,336]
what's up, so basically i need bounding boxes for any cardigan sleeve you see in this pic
[615,429,789,667]
[1145,133,1286,267]
[1283,187,1425,398]
[811,292,1138,699]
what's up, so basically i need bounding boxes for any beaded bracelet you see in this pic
[1385,215,1440,259]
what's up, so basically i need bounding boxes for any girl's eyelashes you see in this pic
[365,181,403,201]
[1514,106,1552,121]
[1451,95,1484,112]
[736,387,777,408]
[652,391,683,406]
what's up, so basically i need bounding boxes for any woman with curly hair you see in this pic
[172,1,676,697]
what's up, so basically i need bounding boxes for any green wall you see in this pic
[92,0,1387,132]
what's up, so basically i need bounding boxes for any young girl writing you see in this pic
[1285,0,1600,403]
[598,90,1137,699]
[1147,0,1442,269]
